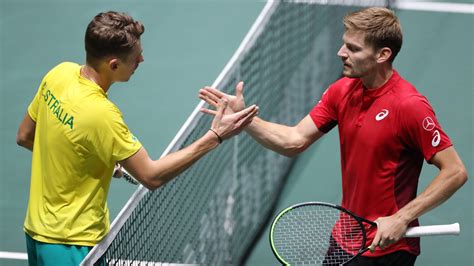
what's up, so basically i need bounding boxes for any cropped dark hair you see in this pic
[85,11,144,62]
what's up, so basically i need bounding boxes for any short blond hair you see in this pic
[344,7,402,62]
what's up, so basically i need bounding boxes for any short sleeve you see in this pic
[399,96,452,162]
[309,86,338,133]
[90,105,142,164]
[27,78,48,122]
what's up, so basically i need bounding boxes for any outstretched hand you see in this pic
[199,81,246,116]
[210,97,258,141]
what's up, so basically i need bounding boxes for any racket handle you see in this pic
[122,170,139,185]
[404,223,460,237]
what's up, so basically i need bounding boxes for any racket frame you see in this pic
[269,201,375,265]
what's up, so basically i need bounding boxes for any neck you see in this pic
[362,65,393,90]
[81,64,112,92]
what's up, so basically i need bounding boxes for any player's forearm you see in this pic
[245,117,307,157]
[16,131,34,151]
[17,139,34,151]
[16,113,36,151]
[145,131,220,189]
[395,163,467,225]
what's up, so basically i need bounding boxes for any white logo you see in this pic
[375,109,389,121]
[432,130,441,147]
[422,117,436,131]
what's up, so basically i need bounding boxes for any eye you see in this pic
[347,44,361,52]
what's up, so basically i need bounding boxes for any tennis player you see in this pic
[16,11,258,265]
[199,7,467,265]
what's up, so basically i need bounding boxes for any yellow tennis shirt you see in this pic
[24,62,142,246]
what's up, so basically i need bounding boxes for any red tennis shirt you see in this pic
[309,70,452,257]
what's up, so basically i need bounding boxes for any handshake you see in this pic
[198,81,257,144]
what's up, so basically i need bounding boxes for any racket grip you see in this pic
[122,170,139,185]
[404,223,460,237]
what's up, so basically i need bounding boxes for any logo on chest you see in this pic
[375,109,389,121]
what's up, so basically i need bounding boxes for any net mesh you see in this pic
[271,203,366,265]
[84,1,388,265]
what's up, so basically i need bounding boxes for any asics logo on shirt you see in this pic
[375,109,389,121]
[422,117,436,131]
[432,130,441,147]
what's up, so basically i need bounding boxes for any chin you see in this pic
[342,70,362,79]
[341,70,353,78]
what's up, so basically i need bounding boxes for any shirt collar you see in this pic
[362,70,400,98]
[77,66,108,97]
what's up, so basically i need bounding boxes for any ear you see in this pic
[376,47,392,64]
[109,58,119,71]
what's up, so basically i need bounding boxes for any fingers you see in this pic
[209,103,258,142]
[369,220,394,252]
[240,113,256,128]
[199,87,219,103]
[233,104,259,128]
[215,98,228,122]
[368,216,407,253]
[199,87,225,104]
[200,107,217,116]
[369,221,381,253]
[369,237,380,253]
[113,163,124,178]
[235,81,244,98]
[202,86,225,97]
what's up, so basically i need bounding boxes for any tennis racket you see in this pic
[269,201,460,265]
[120,170,139,185]
[113,164,139,185]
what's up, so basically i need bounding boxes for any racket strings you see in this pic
[325,212,365,265]
[272,206,364,265]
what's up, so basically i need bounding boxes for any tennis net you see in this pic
[82,0,389,265]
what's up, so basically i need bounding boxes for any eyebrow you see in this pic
[343,37,362,50]
[346,42,359,49]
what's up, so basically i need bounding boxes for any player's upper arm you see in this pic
[430,146,468,186]
[291,114,325,154]
[398,95,452,162]
[119,147,162,190]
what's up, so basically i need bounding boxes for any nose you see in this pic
[337,45,348,59]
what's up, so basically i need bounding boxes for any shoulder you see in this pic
[84,99,124,126]
[395,83,430,111]
[388,74,429,109]
[44,62,80,80]
[325,76,362,99]
[49,62,80,73]
[75,101,125,138]
[394,90,437,132]
[85,97,121,117]
[330,76,361,91]
[391,72,421,99]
